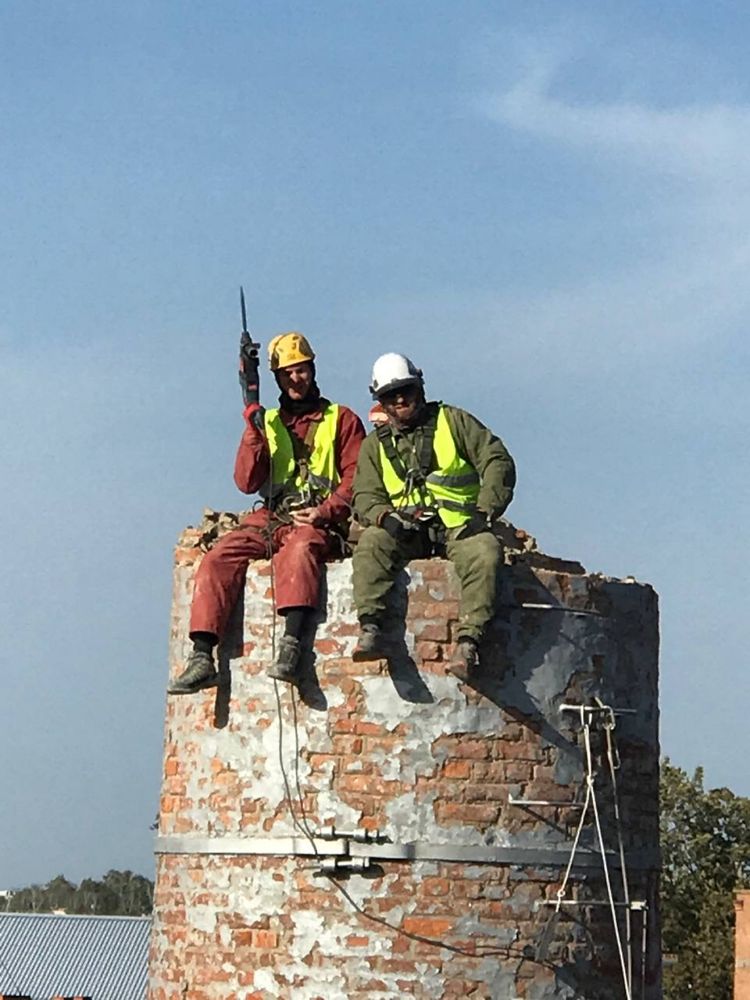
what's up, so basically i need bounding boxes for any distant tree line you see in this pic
[2,869,153,916]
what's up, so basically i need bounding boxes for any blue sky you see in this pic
[1,1,748,886]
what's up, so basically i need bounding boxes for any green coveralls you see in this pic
[351,403,516,642]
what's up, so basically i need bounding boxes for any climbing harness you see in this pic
[376,403,480,533]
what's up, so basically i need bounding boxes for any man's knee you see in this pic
[200,526,265,571]
[281,524,328,559]
[455,532,501,571]
[286,524,321,545]
[353,525,398,563]
[195,543,224,576]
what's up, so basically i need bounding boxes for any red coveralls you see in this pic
[189,403,366,639]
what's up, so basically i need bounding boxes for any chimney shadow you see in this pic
[212,590,244,729]
[295,572,330,711]
[382,569,435,704]
[455,564,615,758]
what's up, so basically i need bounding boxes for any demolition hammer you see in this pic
[238,286,264,430]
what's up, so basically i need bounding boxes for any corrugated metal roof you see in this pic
[0,912,150,1000]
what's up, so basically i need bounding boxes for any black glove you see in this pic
[239,333,261,407]
[381,511,423,544]
[456,509,491,540]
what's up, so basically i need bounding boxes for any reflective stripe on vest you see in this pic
[264,404,340,500]
[378,406,480,528]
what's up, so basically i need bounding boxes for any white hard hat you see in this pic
[369,353,424,399]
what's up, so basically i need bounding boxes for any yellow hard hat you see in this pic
[268,332,316,371]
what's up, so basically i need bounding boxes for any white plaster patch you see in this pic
[361,675,446,731]
[252,968,278,994]
[291,909,325,958]
[226,864,289,918]
[315,788,363,827]
[324,685,346,708]
[385,789,444,842]
[187,905,216,933]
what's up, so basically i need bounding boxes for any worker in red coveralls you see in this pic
[168,332,366,693]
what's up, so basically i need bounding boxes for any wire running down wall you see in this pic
[148,532,661,1000]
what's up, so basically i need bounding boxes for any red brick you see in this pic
[413,621,450,642]
[331,717,357,733]
[307,753,338,769]
[402,916,453,938]
[505,761,532,781]
[464,783,506,802]
[354,721,385,736]
[346,934,370,947]
[411,600,460,619]
[452,739,491,760]
[251,929,279,949]
[443,760,471,779]
[331,735,363,754]
[315,638,345,655]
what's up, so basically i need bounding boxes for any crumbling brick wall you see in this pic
[148,531,661,1000]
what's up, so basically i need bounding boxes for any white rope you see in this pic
[554,777,592,913]
[583,720,632,1000]
[602,705,633,989]
[550,703,635,999]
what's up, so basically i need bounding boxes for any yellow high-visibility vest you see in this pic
[378,406,479,528]
[264,404,340,501]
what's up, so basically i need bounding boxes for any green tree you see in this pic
[99,869,153,915]
[661,760,750,999]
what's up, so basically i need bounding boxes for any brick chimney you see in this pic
[148,527,661,998]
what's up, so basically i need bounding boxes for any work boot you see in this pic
[352,623,387,662]
[167,650,219,695]
[445,638,480,685]
[268,635,301,683]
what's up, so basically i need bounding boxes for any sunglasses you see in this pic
[379,385,419,404]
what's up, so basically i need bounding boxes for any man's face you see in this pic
[379,383,422,428]
[277,361,314,400]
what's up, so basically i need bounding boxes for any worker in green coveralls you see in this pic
[350,353,516,683]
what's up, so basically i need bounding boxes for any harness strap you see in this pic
[376,405,439,503]
[426,470,480,488]
[289,419,321,482]
[267,419,328,509]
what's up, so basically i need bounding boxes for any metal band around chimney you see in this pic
[155,835,659,871]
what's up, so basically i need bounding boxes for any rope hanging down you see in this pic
[548,701,644,1000]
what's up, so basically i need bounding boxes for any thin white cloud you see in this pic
[442,39,750,376]
[480,46,750,186]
